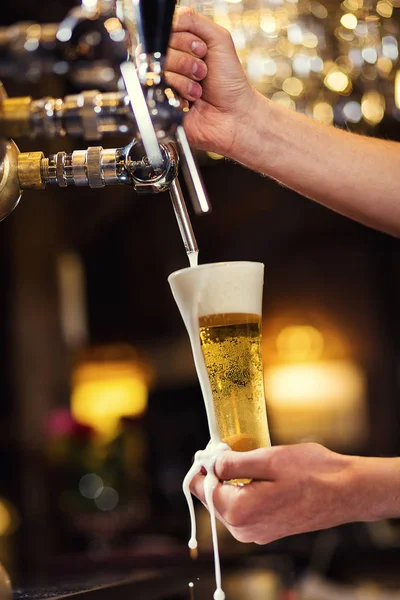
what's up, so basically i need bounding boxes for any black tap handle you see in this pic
[134,0,177,56]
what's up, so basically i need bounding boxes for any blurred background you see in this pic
[2,0,400,598]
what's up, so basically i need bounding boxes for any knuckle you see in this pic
[165,72,178,87]
[176,52,192,75]
[263,446,287,475]
[177,6,197,23]
[216,452,232,480]
[219,25,234,43]
[310,442,327,454]
[169,31,187,50]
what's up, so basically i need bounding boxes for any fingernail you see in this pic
[193,60,207,78]
[190,82,202,99]
[192,40,205,56]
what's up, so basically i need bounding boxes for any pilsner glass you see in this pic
[169,262,271,483]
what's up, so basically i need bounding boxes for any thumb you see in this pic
[214,447,276,482]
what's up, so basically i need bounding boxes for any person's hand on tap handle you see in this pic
[166,7,400,237]
[165,8,255,160]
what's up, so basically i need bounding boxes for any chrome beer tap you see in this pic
[0,0,210,263]
[0,89,134,141]
[0,0,127,89]
[123,0,210,215]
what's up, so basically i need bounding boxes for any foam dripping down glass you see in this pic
[168,261,271,600]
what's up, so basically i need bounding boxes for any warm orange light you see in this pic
[361,91,385,124]
[0,498,19,537]
[376,1,393,18]
[260,15,277,34]
[340,13,358,30]
[264,320,367,449]
[276,325,324,361]
[313,102,334,124]
[104,18,122,33]
[282,77,304,97]
[71,346,151,440]
[324,69,352,93]
[265,360,367,448]
[395,70,400,109]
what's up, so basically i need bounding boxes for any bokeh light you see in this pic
[182,0,400,128]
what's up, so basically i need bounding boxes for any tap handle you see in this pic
[176,125,211,215]
[134,0,177,56]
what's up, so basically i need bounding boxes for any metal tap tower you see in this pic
[0,0,210,261]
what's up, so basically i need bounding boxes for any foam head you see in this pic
[168,262,264,330]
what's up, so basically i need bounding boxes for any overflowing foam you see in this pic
[168,262,265,600]
[169,261,263,319]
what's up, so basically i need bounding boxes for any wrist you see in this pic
[224,89,272,169]
[345,455,400,522]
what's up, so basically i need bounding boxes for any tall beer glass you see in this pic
[169,262,271,470]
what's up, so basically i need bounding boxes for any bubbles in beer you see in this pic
[200,312,270,484]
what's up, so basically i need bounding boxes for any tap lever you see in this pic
[176,125,211,215]
[134,0,177,56]
[120,60,164,168]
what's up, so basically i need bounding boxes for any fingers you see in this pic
[169,32,207,58]
[164,71,202,101]
[215,448,277,482]
[190,473,240,527]
[190,471,280,544]
[164,29,209,102]
[190,471,252,512]
[174,7,232,49]
[165,48,207,81]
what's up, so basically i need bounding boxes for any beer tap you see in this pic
[0,0,127,89]
[0,0,211,264]
[0,89,134,141]
[119,0,209,261]
[123,0,210,216]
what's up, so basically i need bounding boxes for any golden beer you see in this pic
[199,312,270,456]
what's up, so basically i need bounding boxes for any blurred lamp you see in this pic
[71,344,151,440]
[0,499,19,537]
[264,324,368,450]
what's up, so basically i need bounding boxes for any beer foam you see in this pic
[168,261,265,600]
[168,261,264,321]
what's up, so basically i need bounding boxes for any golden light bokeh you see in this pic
[0,498,19,537]
[341,13,358,29]
[282,76,304,97]
[276,325,325,362]
[183,0,400,128]
[324,69,352,93]
[361,90,386,124]
[313,101,334,123]
[376,1,394,18]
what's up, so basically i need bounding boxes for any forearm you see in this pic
[347,455,400,522]
[231,92,400,237]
